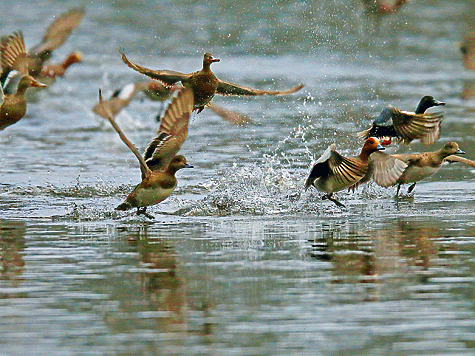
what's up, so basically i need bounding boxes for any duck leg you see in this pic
[407,183,417,195]
[323,194,345,207]
[396,183,402,197]
[137,207,154,220]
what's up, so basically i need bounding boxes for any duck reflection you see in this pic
[308,219,446,295]
[0,220,26,284]
[126,231,188,330]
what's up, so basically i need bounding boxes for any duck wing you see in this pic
[444,155,475,167]
[208,103,252,125]
[121,53,190,85]
[97,89,152,180]
[144,88,194,172]
[92,83,137,119]
[392,109,443,145]
[0,81,4,106]
[305,144,334,190]
[0,31,29,80]
[328,153,368,187]
[306,144,368,190]
[30,7,85,57]
[216,80,304,96]
[368,151,408,188]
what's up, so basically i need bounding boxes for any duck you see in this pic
[0,33,47,131]
[98,87,194,219]
[26,7,84,78]
[368,142,465,196]
[39,51,83,80]
[92,83,138,119]
[0,7,84,83]
[140,80,252,124]
[357,96,445,146]
[461,32,475,71]
[305,137,385,207]
[0,75,47,131]
[121,52,304,113]
[94,79,251,125]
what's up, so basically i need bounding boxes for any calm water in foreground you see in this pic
[1,0,475,355]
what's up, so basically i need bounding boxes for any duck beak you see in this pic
[435,100,446,106]
[184,163,194,168]
[376,144,385,150]
[31,79,47,88]
[456,149,465,154]
[211,57,220,63]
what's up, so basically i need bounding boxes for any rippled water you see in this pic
[1,0,475,355]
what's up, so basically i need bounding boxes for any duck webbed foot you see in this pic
[322,194,345,207]
[137,207,154,220]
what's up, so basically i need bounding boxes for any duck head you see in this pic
[168,155,193,173]
[16,75,47,94]
[359,137,385,161]
[441,142,465,157]
[416,96,445,114]
[203,53,220,69]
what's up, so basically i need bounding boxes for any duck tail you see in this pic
[116,201,133,211]
[357,127,371,140]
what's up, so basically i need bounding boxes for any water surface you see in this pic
[1,0,475,355]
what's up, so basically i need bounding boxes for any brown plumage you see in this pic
[0,31,29,78]
[28,7,85,77]
[121,52,304,113]
[142,88,194,173]
[358,101,444,146]
[98,87,194,219]
[0,75,47,131]
[92,83,138,119]
[305,137,385,207]
[39,51,83,79]
[369,142,465,196]
[0,33,47,131]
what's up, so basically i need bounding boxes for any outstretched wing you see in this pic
[328,153,368,187]
[30,7,85,56]
[368,151,407,188]
[97,89,152,180]
[208,103,252,125]
[444,155,475,167]
[92,83,137,119]
[392,109,443,145]
[0,31,29,78]
[143,88,194,171]
[121,52,190,85]
[217,80,304,96]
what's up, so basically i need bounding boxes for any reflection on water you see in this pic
[0,221,26,286]
[1,0,475,354]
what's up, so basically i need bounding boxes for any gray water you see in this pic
[1,0,475,355]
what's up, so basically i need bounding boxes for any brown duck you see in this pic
[27,7,85,78]
[369,142,465,196]
[0,8,84,83]
[121,52,304,113]
[0,32,47,131]
[94,79,251,125]
[98,87,194,219]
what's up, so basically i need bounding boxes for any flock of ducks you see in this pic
[2,6,475,217]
